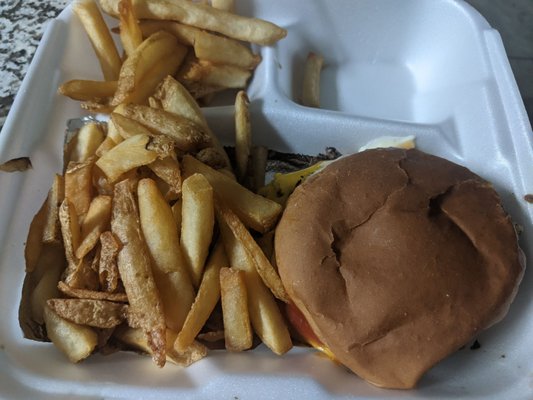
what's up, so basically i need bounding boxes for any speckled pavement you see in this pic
[0,0,69,130]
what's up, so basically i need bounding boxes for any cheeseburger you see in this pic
[275,148,524,389]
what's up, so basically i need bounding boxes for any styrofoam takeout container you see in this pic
[0,0,532,398]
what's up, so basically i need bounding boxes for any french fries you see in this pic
[73,0,122,81]
[138,178,195,332]
[111,179,166,367]
[180,173,214,287]
[220,267,252,351]
[25,0,295,371]
[99,0,287,45]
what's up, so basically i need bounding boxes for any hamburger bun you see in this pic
[275,148,524,389]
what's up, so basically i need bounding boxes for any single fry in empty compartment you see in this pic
[217,210,292,355]
[182,155,282,233]
[111,179,166,367]
[72,0,122,81]
[235,91,251,182]
[301,52,324,108]
[180,173,215,287]
[44,305,98,363]
[138,178,195,332]
[174,242,228,352]
[220,267,253,351]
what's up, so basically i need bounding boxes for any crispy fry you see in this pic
[47,298,128,329]
[57,281,128,302]
[182,155,282,233]
[116,104,210,152]
[76,195,112,259]
[174,241,227,352]
[0,157,32,172]
[171,198,182,232]
[73,0,122,80]
[217,211,292,355]
[178,57,251,89]
[111,179,166,366]
[153,76,230,170]
[58,80,117,102]
[216,201,289,303]
[95,134,158,182]
[147,156,182,201]
[65,122,106,165]
[301,52,324,108]
[110,112,153,140]
[138,178,195,332]
[211,0,234,12]
[111,31,187,106]
[42,175,65,244]
[180,173,214,287]
[98,231,122,292]
[220,267,252,351]
[64,159,95,217]
[43,305,98,362]
[235,91,251,181]
[99,0,287,45]
[118,0,143,56]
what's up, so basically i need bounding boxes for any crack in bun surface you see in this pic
[275,148,524,389]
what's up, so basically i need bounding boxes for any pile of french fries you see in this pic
[19,0,293,367]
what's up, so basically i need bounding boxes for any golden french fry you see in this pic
[220,267,253,351]
[197,330,225,343]
[174,242,228,352]
[195,147,228,170]
[42,175,65,244]
[137,178,195,332]
[180,173,214,287]
[43,305,98,363]
[57,281,128,302]
[116,104,210,152]
[111,179,166,367]
[138,20,196,45]
[118,0,143,56]
[301,52,324,108]
[153,76,230,170]
[216,201,289,302]
[217,211,292,355]
[64,159,95,217]
[76,195,112,259]
[98,231,122,292]
[148,96,162,109]
[182,155,282,233]
[73,0,122,81]
[99,0,287,45]
[95,136,117,158]
[59,199,81,269]
[110,112,153,139]
[95,134,158,182]
[47,298,128,329]
[111,31,187,106]
[58,79,117,102]
[171,198,182,232]
[178,57,251,89]
[147,156,182,201]
[235,91,251,181]
[65,122,106,165]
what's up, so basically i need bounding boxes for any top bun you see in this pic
[275,148,524,389]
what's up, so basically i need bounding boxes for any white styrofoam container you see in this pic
[0,1,532,398]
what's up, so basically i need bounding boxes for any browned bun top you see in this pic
[275,148,524,389]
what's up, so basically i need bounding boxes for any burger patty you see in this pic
[275,148,524,389]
